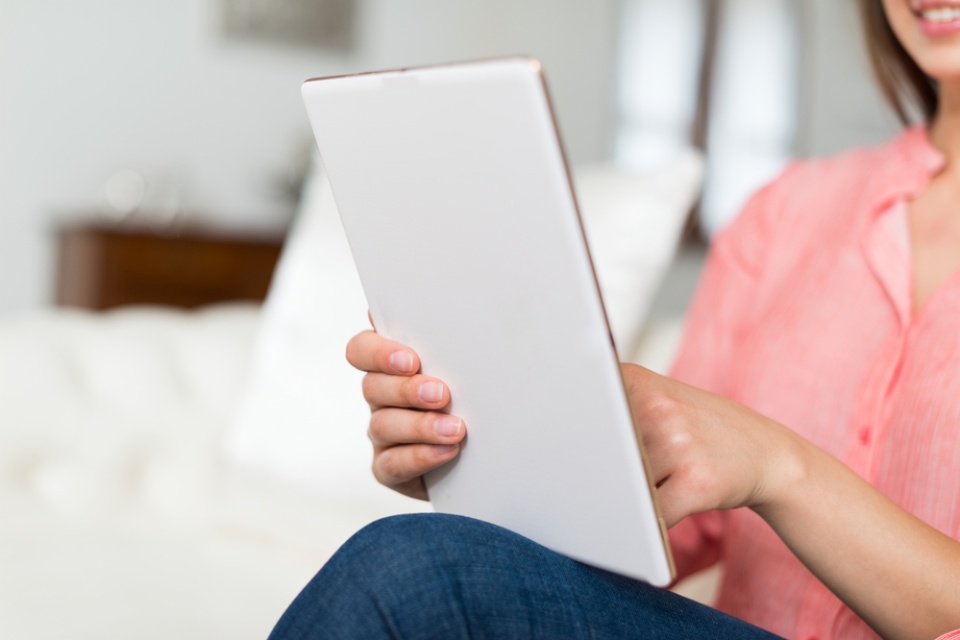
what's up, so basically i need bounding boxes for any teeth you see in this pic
[922,6,960,22]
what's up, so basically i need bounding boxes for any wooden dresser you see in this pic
[56,221,286,310]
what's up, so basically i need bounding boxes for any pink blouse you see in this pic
[668,126,960,640]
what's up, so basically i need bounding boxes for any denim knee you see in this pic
[325,512,520,595]
[268,513,505,640]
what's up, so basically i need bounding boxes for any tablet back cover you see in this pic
[301,58,673,585]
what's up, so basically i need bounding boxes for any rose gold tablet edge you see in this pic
[302,55,543,86]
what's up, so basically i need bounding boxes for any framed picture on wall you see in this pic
[220,0,356,51]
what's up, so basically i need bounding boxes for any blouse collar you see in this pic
[861,125,945,329]
[868,125,945,210]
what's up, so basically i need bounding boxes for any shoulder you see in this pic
[709,129,922,282]
[749,126,931,221]
[772,139,896,203]
[759,133,906,210]
[719,128,922,246]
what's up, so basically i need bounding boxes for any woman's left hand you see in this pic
[621,363,807,528]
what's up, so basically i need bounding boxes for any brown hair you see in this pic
[859,0,939,123]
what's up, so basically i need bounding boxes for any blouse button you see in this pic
[858,426,872,445]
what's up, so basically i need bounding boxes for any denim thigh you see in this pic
[268,513,783,640]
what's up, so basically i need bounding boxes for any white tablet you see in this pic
[301,57,674,586]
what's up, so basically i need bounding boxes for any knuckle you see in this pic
[367,412,383,443]
[637,390,683,425]
[344,336,360,367]
[345,331,371,367]
[680,464,715,503]
[346,331,381,370]
[402,375,424,404]
[361,373,377,401]
[418,411,438,439]
[411,445,434,470]
[377,450,402,484]
[369,409,409,447]
[371,457,390,487]
[666,429,694,455]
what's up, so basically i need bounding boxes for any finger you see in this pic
[346,330,421,375]
[642,427,693,487]
[362,372,450,411]
[368,408,465,448]
[373,442,461,488]
[656,477,693,529]
[656,465,714,528]
[620,361,661,396]
[387,477,429,502]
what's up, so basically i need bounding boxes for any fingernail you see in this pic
[434,416,462,437]
[418,381,444,403]
[389,351,415,373]
[434,444,458,456]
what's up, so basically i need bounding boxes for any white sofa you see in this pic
[0,154,714,639]
[0,304,352,639]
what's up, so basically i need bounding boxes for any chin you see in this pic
[911,46,960,80]
[885,0,960,80]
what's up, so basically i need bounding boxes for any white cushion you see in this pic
[0,304,260,516]
[574,157,703,357]
[225,152,703,491]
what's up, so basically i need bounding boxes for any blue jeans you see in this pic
[269,513,784,639]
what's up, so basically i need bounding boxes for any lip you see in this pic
[913,1,960,37]
[912,0,960,11]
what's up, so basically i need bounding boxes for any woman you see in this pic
[270,1,960,638]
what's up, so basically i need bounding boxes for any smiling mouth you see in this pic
[915,3,960,22]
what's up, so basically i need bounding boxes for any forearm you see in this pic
[755,435,960,640]
[627,364,960,637]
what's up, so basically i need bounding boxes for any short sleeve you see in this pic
[667,168,791,581]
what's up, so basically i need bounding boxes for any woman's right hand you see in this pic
[345,330,465,500]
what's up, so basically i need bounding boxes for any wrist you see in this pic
[751,421,815,520]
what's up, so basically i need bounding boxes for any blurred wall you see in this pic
[0,0,912,312]
[0,0,620,311]
[796,0,902,157]
[615,0,905,237]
